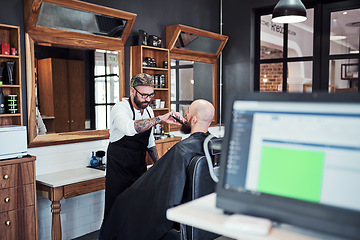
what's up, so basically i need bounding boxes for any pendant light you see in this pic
[272,0,307,24]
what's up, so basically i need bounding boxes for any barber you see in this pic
[104,73,185,220]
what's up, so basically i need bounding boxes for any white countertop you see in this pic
[167,193,342,240]
[36,167,105,188]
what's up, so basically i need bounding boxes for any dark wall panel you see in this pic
[84,0,220,95]
[0,0,219,126]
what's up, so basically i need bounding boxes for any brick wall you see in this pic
[260,46,288,92]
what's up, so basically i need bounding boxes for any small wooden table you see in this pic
[36,168,105,240]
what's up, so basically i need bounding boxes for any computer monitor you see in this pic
[216,92,360,239]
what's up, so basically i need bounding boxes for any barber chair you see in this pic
[180,135,222,240]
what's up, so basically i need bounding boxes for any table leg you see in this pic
[50,187,64,240]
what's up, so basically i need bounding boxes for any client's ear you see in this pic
[191,116,198,125]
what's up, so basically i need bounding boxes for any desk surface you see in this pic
[37,167,105,187]
[167,193,343,240]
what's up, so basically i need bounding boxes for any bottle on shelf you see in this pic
[0,88,5,114]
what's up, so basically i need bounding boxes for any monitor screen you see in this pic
[216,92,360,239]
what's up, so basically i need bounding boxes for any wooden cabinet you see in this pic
[37,58,85,133]
[0,24,23,126]
[146,136,182,165]
[130,45,171,132]
[0,156,37,240]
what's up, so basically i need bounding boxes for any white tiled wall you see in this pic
[28,139,109,240]
[29,126,224,240]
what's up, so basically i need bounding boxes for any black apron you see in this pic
[104,99,152,219]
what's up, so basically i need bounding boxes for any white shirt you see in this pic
[109,99,155,148]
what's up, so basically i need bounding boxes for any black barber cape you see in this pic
[100,131,211,240]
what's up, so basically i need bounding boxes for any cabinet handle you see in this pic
[168,148,171,150]
[4,197,10,203]
[3,174,9,180]
[67,121,70,123]
[5,220,10,226]
[71,120,74,123]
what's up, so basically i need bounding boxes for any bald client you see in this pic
[100,99,215,240]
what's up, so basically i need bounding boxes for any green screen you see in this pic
[258,146,325,203]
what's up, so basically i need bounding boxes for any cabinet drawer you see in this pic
[161,140,178,153]
[0,184,35,213]
[0,162,34,189]
[0,206,36,240]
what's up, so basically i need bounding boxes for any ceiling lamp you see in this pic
[272,0,307,24]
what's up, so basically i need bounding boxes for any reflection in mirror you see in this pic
[37,2,128,38]
[174,32,223,55]
[170,59,213,116]
[35,44,119,134]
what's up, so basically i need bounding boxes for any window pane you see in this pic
[179,68,194,101]
[260,63,283,92]
[329,59,358,93]
[95,105,107,130]
[179,104,190,117]
[261,14,283,59]
[288,9,314,58]
[107,75,119,103]
[95,51,105,75]
[288,61,313,93]
[171,104,177,112]
[171,68,176,101]
[95,77,106,104]
[330,8,360,55]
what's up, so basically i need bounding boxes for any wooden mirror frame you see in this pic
[24,0,136,147]
[166,24,228,127]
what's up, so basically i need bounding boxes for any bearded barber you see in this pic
[104,73,185,220]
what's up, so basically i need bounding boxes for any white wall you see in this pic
[29,140,109,240]
[29,125,224,240]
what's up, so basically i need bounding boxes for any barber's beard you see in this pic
[180,118,192,134]
[133,94,150,110]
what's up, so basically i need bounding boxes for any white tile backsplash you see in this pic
[31,139,108,240]
[31,126,224,239]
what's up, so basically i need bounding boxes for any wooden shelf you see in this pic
[154,88,170,91]
[0,113,21,117]
[131,45,171,132]
[0,24,22,126]
[0,84,21,87]
[143,66,169,71]
[0,54,19,58]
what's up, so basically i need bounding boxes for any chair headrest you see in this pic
[208,137,222,156]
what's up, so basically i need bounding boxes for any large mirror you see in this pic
[166,24,228,129]
[25,0,136,147]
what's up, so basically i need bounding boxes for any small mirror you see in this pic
[170,59,213,116]
[166,24,228,126]
[37,2,128,38]
[174,32,223,55]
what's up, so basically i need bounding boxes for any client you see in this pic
[99,99,215,240]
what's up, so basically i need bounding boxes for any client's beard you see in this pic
[180,119,192,134]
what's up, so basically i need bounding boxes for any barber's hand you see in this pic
[159,112,186,125]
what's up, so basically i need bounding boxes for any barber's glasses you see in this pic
[134,87,156,99]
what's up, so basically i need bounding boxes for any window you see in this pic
[94,50,119,129]
[255,1,360,94]
[328,8,359,92]
[256,9,314,93]
[170,59,194,116]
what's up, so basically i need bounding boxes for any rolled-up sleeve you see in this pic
[110,102,137,141]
